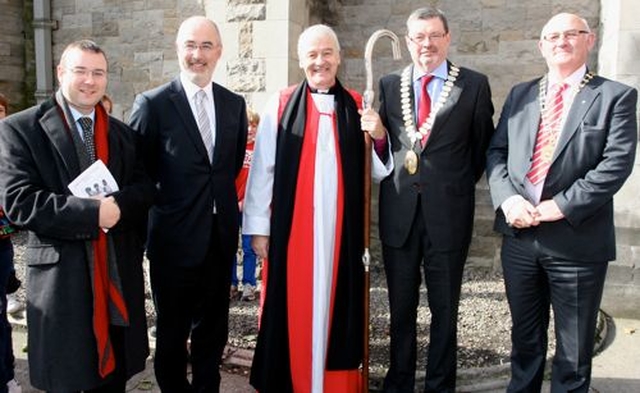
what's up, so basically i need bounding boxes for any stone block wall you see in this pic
[2,0,638,316]
[47,0,206,120]
[0,0,27,111]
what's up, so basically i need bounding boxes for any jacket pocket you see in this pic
[25,244,61,266]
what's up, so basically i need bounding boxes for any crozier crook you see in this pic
[361,28,401,389]
[363,30,402,110]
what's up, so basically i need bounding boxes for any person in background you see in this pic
[0,94,7,119]
[230,108,260,302]
[0,93,25,315]
[486,12,637,392]
[0,40,154,392]
[360,7,495,392]
[0,92,21,393]
[101,94,113,114]
[244,24,391,392]
[0,94,22,319]
[129,16,247,392]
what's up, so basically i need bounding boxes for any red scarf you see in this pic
[92,104,129,378]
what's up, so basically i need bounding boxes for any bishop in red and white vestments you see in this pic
[244,80,391,393]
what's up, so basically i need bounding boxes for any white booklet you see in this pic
[68,159,119,198]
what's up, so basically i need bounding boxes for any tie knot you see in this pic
[550,82,568,95]
[78,116,93,131]
[421,75,433,90]
[196,90,207,103]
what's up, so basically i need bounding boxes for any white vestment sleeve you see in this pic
[242,94,279,236]
[371,134,394,183]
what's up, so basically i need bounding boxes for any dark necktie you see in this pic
[418,75,433,146]
[78,116,96,162]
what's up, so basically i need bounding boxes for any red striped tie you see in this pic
[418,75,433,146]
[526,83,568,185]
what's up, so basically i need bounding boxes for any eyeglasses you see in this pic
[66,67,107,79]
[542,29,590,43]
[407,32,447,46]
[182,42,218,53]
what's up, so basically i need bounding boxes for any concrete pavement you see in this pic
[8,315,640,392]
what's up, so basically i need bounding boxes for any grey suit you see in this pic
[378,62,495,392]
[486,75,637,392]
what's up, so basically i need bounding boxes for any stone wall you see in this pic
[47,0,207,119]
[2,0,639,316]
[0,0,28,111]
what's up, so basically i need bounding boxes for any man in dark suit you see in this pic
[486,13,637,392]
[128,16,247,392]
[361,7,495,392]
[0,40,154,392]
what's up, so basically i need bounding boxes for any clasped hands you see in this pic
[359,108,387,141]
[505,198,564,229]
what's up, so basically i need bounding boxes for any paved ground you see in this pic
[8,316,640,392]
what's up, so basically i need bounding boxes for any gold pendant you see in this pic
[404,150,418,175]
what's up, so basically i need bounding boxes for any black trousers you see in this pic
[382,202,467,393]
[151,220,234,393]
[501,234,607,393]
[47,326,127,393]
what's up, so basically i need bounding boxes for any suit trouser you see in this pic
[382,201,467,393]
[501,234,607,393]
[151,218,233,393]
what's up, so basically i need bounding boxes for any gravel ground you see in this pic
[10,230,555,376]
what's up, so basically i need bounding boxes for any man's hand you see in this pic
[359,108,387,141]
[99,196,121,229]
[536,199,564,222]
[505,199,540,228]
[252,235,269,259]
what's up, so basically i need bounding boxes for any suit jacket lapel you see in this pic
[211,82,224,167]
[524,84,542,163]
[552,83,599,162]
[40,103,81,179]
[421,62,463,151]
[169,79,211,164]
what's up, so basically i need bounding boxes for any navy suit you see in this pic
[129,78,247,392]
[486,75,637,392]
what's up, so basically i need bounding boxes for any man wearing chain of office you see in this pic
[360,7,495,392]
[486,12,637,392]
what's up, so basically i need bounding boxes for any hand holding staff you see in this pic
[361,29,401,389]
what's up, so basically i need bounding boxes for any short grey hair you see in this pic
[297,24,341,59]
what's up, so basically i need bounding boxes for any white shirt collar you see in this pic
[548,64,587,89]
[413,60,449,82]
[180,73,213,101]
[69,106,95,124]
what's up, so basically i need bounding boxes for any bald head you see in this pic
[176,16,221,46]
[538,12,595,78]
[541,13,591,40]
